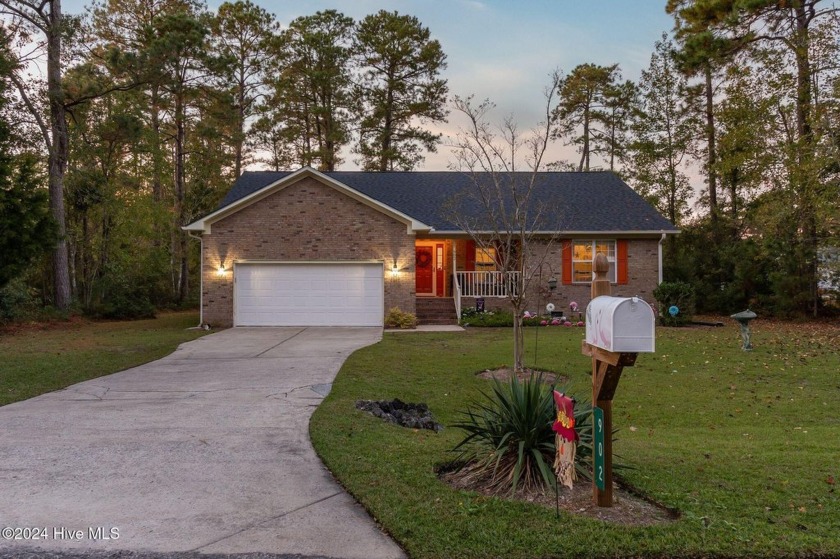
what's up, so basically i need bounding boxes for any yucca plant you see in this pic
[452,375,594,495]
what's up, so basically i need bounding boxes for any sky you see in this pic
[63,0,678,173]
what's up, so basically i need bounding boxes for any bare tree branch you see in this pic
[447,71,563,371]
[8,69,50,151]
[0,1,48,33]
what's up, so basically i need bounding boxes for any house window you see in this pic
[475,247,498,270]
[572,240,616,283]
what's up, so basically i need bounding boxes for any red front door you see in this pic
[415,246,434,294]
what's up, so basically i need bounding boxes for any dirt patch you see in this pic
[440,465,677,526]
[476,367,567,385]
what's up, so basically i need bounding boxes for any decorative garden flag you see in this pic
[552,391,578,489]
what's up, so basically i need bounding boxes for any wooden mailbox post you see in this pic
[581,253,655,507]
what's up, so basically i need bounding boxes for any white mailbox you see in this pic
[585,296,655,353]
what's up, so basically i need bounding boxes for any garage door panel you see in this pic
[234,263,383,326]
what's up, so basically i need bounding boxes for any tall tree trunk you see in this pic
[150,85,164,202]
[704,64,718,224]
[235,71,245,178]
[379,75,394,172]
[579,104,590,172]
[609,107,616,171]
[793,4,818,317]
[323,90,335,171]
[47,0,71,309]
[729,167,740,239]
[175,92,188,303]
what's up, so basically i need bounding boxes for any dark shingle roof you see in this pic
[217,170,677,233]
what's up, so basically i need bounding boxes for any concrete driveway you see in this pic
[0,327,405,559]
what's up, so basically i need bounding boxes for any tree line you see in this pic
[0,0,837,320]
[0,0,448,318]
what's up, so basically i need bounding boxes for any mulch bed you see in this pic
[475,367,567,385]
[441,465,678,526]
[452,364,676,525]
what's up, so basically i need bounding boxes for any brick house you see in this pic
[184,167,678,327]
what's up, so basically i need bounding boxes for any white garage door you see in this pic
[234,263,384,327]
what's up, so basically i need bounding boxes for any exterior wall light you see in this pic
[217,265,227,277]
[390,265,400,277]
[548,277,558,291]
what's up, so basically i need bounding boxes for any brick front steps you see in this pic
[415,297,458,325]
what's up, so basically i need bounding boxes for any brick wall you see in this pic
[201,176,415,327]
[460,238,661,317]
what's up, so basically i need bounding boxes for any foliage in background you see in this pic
[626,35,698,229]
[653,280,696,326]
[353,10,448,171]
[262,9,354,171]
[0,1,453,321]
[553,62,637,173]
[0,31,57,291]
[0,279,38,322]
[664,0,840,317]
[0,0,837,321]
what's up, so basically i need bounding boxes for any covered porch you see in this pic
[414,238,518,321]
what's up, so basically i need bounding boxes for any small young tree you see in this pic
[449,72,561,372]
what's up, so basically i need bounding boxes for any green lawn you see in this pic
[0,311,209,406]
[310,321,840,559]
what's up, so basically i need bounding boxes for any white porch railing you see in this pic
[453,275,462,320]
[455,271,521,298]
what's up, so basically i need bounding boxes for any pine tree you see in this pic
[0,32,56,289]
[354,10,448,171]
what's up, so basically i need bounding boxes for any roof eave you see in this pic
[182,166,432,235]
[423,229,681,236]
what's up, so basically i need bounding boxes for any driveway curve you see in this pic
[0,327,405,559]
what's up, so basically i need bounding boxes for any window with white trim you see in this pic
[572,240,616,283]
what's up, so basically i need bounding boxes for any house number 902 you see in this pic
[593,407,606,491]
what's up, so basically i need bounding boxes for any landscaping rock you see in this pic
[356,399,442,431]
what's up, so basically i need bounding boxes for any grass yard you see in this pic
[0,311,209,406]
[310,320,840,559]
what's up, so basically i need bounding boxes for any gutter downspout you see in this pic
[658,233,666,285]
[187,231,204,327]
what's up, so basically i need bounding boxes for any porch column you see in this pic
[453,242,461,319]
[452,242,457,274]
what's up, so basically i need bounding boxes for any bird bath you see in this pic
[730,309,757,351]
